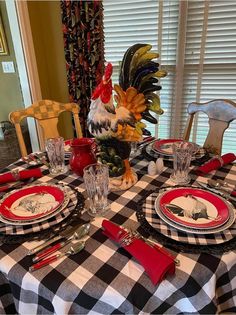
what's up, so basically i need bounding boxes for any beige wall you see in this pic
[0,1,75,138]
[0,2,24,121]
[27,0,73,139]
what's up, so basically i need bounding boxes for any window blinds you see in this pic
[181,0,236,153]
[103,0,236,154]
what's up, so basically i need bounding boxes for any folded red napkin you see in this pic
[102,220,175,285]
[0,168,42,185]
[195,153,236,175]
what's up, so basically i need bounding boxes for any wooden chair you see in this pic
[183,99,236,155]
[9,100,83,157]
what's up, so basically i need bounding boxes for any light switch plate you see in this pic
[2,61,15,73]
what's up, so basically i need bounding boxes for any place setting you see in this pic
[142,137,209,165]
[0,138,103,269]
[137,186,236,243]
[137,141,236,253]
[19,136,72,174]
[0,138,109,245]
[21,153,50,168]
[0,175,85,244]
[0,135,108,242]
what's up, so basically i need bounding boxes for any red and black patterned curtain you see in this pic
[60,0,104,137]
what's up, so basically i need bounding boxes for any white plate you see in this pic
[145,142,206,161]
[157,187,230,229]
[0,184,66,221]
[154,192,235,234]
[0,186,79,235]
[0,185,70,226]
[152,139,200,156]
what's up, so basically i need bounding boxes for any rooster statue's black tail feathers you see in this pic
[118,44,167,124]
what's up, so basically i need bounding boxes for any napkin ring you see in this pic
[117,230,135,247]
[11,169,20,180]
[213,155,224,167]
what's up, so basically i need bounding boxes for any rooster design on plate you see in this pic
[12,193,59,215]
[165,194,221,221]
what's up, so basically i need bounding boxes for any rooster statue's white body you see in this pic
[88,97,133,139]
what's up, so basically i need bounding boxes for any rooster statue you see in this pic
[87,43,167,190]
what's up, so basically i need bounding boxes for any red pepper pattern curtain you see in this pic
[60,0,104,136]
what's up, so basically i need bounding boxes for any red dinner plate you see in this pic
[0,185,65,221]
[158,187,230,229]
[153,139,183,156]
[153,139,199,156]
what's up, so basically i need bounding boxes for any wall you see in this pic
[0,2,24,121]
[27,0,73,139]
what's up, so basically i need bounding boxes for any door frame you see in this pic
[5,0,42,152]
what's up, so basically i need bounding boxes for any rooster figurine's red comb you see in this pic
[92,63,113,103]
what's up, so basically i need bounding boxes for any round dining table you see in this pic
[0,148,236,314]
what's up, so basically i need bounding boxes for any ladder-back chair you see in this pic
[9,100,83,157]
[183,99,236,154]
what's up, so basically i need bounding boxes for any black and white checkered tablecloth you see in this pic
[0,155,236,314]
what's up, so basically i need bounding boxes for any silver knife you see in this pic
[196,181,236,202]
[27,223,89,256]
